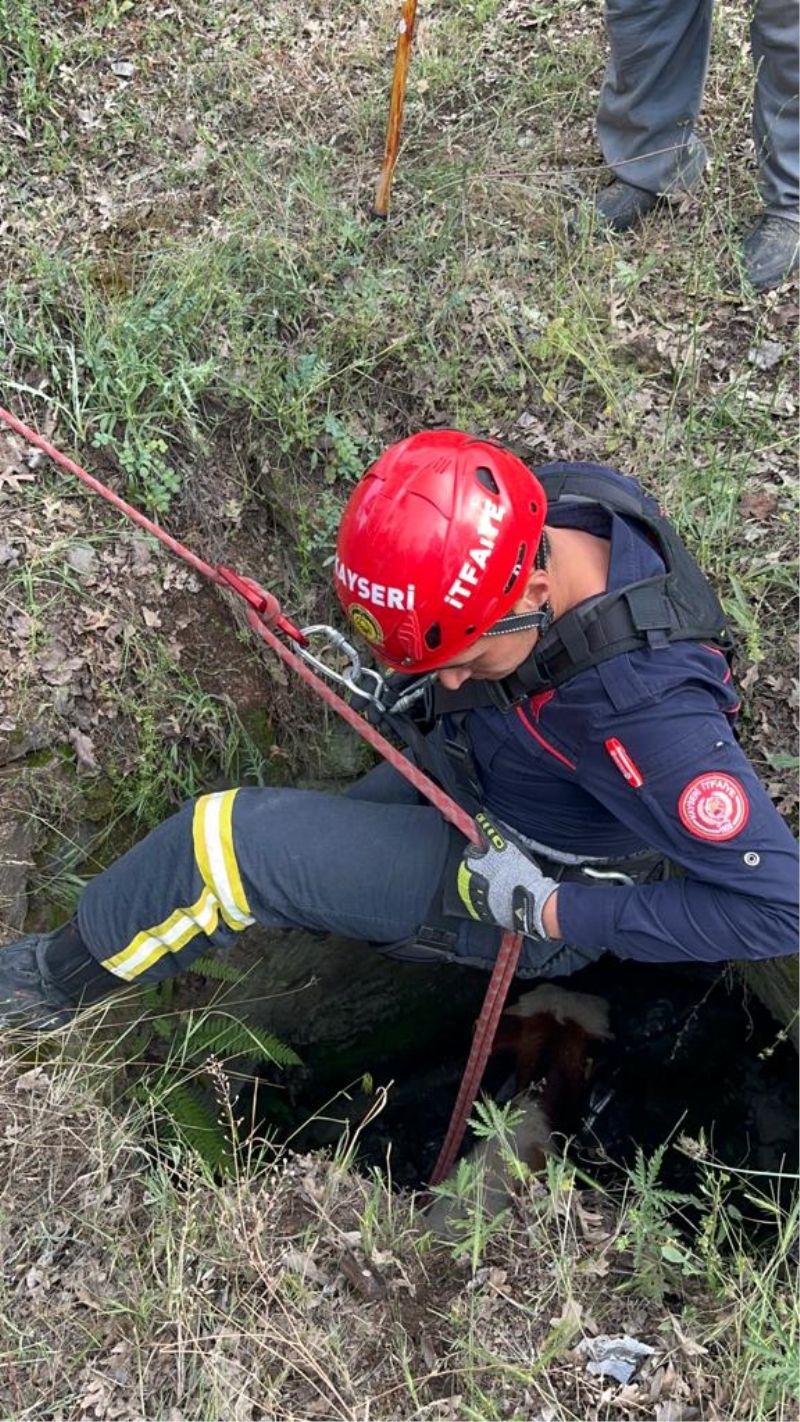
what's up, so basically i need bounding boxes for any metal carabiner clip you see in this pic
[581,866,636,888]
[292,625,434,717]
[292,625,386,706]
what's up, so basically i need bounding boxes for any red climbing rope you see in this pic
[0,404,522,1185]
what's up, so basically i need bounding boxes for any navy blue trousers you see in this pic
[76,763,601,986]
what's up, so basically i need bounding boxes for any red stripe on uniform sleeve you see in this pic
[516,704,577,770]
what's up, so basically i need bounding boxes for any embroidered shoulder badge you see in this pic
[678,772,749,842]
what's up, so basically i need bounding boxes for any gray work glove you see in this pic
[457,811,559,938]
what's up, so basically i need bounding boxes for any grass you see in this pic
[0,0,63,137]
[1,1035,796,1419]
[0,0,797,1414]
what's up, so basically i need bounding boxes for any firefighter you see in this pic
[1,431,797,1029]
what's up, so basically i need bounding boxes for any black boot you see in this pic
[0,919,121,1030]
[742,214,800,292]
[593,179,662,231]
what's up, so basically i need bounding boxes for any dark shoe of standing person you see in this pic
[0,918,119,1030]
[742,214,800,292]
[588,179,662,233]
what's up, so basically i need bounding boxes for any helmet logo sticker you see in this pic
[678,772,750,842]
[348,603,384,644]
[443,498,506,610]
[334,558,415,610]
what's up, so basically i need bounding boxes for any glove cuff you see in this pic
[512,882,556,939]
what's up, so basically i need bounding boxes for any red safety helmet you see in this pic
[334,430,547,671]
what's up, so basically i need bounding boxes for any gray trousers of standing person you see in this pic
[598,0,799,216]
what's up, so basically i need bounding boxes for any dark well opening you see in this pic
[240,958,798,1206]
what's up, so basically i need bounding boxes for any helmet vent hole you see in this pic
[424,622,442,651]
[465,625,477,636]
[475,466,500,494]
[502,542,527,595]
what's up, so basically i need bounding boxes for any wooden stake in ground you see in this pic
[372,0,418,220]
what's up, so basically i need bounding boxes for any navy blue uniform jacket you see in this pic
[466,473,799,966]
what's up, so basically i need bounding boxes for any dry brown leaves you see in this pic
[0,448,203,776]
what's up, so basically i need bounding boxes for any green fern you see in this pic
[160,1082,231,1172]
[188,953,245,984]
[179,1012,302,1066]
[128,982,303,1173]
[141,979,174,1013]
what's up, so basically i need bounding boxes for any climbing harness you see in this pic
[449,460,733,716]
[0,403,514,1186]
[435,460,735,713]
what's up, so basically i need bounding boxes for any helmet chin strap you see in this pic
[482,604,552,638]
[483,528,552,639]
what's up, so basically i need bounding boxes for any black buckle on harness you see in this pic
[484,678,524,712]
[443,734,474,764]
[415,924,459,951]
[623,583,673,649]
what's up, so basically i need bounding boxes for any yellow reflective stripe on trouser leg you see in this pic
[101,889,221,982]
[193,790,254,931]
[100,790,255,983]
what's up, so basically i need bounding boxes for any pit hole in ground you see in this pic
[240,958,798,1218]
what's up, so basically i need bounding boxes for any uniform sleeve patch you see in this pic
[678,773,750,841]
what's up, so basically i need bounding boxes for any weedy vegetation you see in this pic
[1,1036,797,1420]
[0,0,797,1417]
